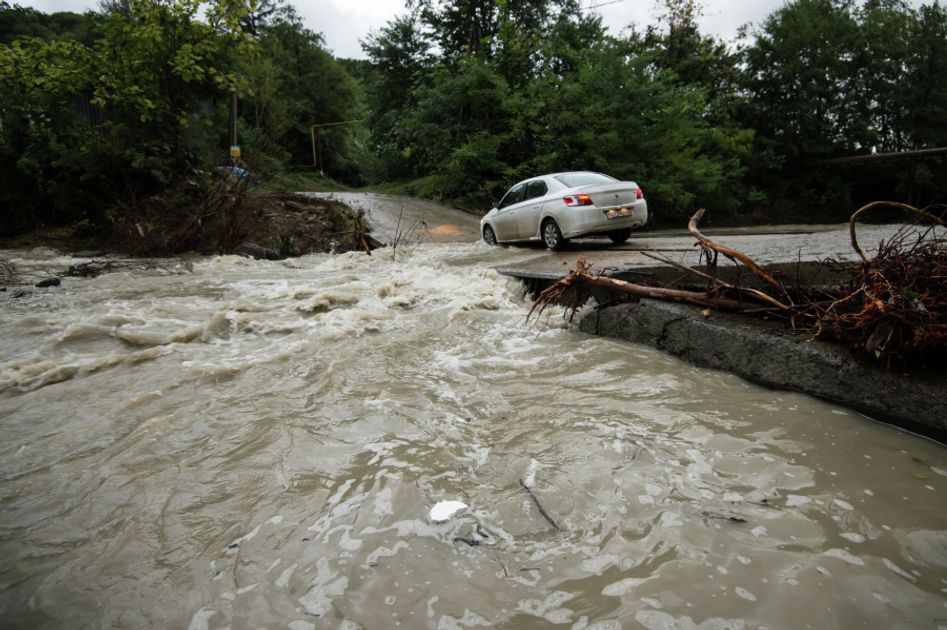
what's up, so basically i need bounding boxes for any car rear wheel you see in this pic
[482,225,498,246]
[542,220,567,251]
[608,228,632,244]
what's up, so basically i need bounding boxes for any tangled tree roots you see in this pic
[815,203,947,367]
[530,202,947,368]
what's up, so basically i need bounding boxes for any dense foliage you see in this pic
[0,0,366,237]
[1,0,945,239]
[361,0,947,223]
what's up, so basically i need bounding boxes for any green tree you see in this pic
[738,0,863,218]
[362,13,433,179]
[0,0,255,234]
[244,5,366,181]
[900,1,947,204]
[0,2,98,45]
[540,39,752,223]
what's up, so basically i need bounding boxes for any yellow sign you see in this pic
[229,145,241,158]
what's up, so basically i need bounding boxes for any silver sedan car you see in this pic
[480,171,648,250]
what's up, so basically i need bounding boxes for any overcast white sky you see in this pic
[18,0,788,58]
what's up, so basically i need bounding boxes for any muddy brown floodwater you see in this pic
[0,241,945,629]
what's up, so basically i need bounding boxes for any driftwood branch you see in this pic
[526,257,757,323]
[642,250,791,310]
[688,208,786,295]
[519,479,560,532]
[569,272,755,311]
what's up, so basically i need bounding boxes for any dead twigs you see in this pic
[688,208,790,306]
[816,204,947,366]
[848,201,947,262]
[519,479,561,532]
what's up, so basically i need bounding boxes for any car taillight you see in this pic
[636,187,644,200]
[563,194,593,206]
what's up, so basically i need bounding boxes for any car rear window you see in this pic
[554,172,617,187]
[525,180,548,200]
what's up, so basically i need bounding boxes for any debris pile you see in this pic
[814,204,947,367]
[530,202,947,368]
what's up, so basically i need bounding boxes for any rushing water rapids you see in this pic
[1,243,945,629]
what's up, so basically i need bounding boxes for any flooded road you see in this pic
[1,242,945,629]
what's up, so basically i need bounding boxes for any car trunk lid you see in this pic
[578,183,638,208]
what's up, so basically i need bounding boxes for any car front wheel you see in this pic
[608,228,632,244]
[482,225,498,246]
[542,220,567,251]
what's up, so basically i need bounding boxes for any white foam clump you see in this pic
[823,548,865,566]
[429,500,468,522]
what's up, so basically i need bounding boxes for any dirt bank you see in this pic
[0,192,369,259]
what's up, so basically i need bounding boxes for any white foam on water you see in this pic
[602,576,654,597]
[823,548,865,566]
[734,587,757,602]
[522,459,541,488]
[786,495,811,507]
[516,591,576,623]
[832,499,855,511]
[436,609,493,629]
[227,523,262,549]
[635,610,748,630]
[275,563,297,588]
[883,558,917,581]
[659,512,683,528]
[186,608,216,630]
[580,553,620,574]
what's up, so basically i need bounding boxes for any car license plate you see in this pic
[605,207,631,219]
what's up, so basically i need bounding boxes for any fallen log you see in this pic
[642,250,790,311]
[527,257,757,323]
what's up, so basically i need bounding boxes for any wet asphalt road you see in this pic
[311,192,905,275]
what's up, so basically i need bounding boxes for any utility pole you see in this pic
[310,120,361,175]
[228,91,240,163]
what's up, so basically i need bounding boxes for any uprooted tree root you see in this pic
[815,203,947,366]
[529,202,947,368]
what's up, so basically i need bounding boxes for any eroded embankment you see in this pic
[578,298,947,442]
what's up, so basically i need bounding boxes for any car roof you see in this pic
[518,171,605,183]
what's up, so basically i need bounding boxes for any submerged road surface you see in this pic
[0,237,945,628]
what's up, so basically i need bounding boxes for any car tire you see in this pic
[542,219,567,251]
[482,225,498,246]
[608,228,632,244]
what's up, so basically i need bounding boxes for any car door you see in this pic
[516,179,549,238]
[492,183,525,240]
